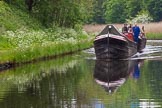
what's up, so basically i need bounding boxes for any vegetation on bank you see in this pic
[0,26,93,64]
[146,33,162,40]
[84,22,162,40]
[0,1,93,64]
[2,0,94,28]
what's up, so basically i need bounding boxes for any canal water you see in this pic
[0,41,162,108]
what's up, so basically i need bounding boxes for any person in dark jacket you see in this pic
[122,23,128,34]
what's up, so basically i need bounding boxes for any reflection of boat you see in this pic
[94,60,138,93]
[93,25,146,59]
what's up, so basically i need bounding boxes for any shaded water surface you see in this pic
[0,41,162,108]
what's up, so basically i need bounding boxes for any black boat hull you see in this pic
[94,36,137,59]
[138,37,147,52]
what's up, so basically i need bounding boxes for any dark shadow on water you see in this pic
[94,59,144,94]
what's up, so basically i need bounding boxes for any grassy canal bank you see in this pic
[0,27,93,64]
[0,1,93,65]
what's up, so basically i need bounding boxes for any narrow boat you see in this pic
[93,25,146,59]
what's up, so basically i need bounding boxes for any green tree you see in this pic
[92,0,106,24]
[104,0,127,23]
[147,0,162,21]
[3,0,94,28]
[125,0,143,18]
[32,0,94,28]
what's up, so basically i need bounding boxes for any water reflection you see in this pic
[94,60,144,94]
[0,54,82,108]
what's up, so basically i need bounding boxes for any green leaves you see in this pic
[95,0,162,23]
[147,0,162,21]
[104,0,127,23]
[126,10,153,24]
[31,0,94,28]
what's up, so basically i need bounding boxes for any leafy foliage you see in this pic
[104,0,127,23]
[0,1,42,31]
[31,0,94,28]
[93,0,162,23]
[3,0,162,24]
[126,10,153,24]
[125,0,143,18]
[91,0,106,24]
[147,0,162,22]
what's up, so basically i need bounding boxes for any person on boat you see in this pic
[122,23,128,34]
[132,24,141,43]
[140,26,146,38]
[128,24,132,31]
[127,24,133,41]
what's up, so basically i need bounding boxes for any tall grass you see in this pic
[84,22,162,39]
[143,22,162,33]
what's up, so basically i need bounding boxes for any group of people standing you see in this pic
[122,23,145,43]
